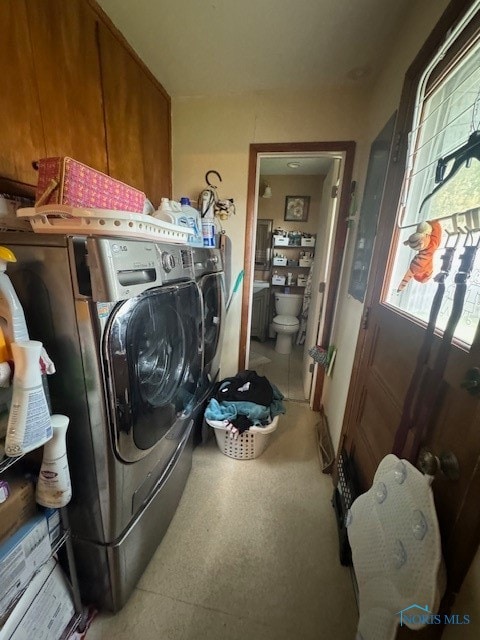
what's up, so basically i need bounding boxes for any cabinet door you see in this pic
[26,0,107,172]
[98,23,171,204]
[251,293,262,339]
[0,0,46,185]
[141,77,171,205]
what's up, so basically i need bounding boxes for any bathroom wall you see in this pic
[257,174,326,237]
[255,174,325,284]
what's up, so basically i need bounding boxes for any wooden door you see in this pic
[0,0,46,186]
[304,159,339,403]
[98,23,171,204]
[26,0,107,172]
[341,4,480,637]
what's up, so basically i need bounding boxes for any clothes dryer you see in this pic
[192,247,226,443]
[2,233,202,611]
[193,247,225,384]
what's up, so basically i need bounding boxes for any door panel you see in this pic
[303,159,340,402]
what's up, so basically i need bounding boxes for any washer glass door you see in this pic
[200,273,225,380]
[105,281,203,462]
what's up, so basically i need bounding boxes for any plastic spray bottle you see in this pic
[152,198,176,224]
[0,246,29,344]
[200,190,216,247]
[36,414,72,508]
[5,340,52,456]
[0,247,55,439]
[0,246,29,438]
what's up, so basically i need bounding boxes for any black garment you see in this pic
[215,370,274,407]
[230,414,253,434]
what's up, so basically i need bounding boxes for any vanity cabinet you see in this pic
[251,287,270,342]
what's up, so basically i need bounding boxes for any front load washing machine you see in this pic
[2,233,203,611]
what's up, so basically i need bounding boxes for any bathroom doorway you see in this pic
[239,142,355,408]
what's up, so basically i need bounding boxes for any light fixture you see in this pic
[262,183,272,198]
[287,162,301,168]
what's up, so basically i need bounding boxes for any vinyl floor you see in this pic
[87,401,358,639]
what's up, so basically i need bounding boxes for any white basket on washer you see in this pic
[17,205,190,243]
[206,415,279,460]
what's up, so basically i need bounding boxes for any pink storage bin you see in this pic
[35,157,146,212]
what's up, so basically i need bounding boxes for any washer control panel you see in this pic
[85,238,194,301]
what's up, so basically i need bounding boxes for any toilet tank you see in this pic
[274,292,303,316]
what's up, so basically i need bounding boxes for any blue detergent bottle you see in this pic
[180,197,203,247]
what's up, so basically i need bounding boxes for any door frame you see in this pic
[239,141,355,409]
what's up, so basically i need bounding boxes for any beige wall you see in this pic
[258,174,325,236]
[172,86,369,375]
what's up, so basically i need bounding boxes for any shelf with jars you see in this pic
[271,232,315,288]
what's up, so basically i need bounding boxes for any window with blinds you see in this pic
[385,22,480,347]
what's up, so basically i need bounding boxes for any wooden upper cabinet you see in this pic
[140,73,172,205]
[98,22,171,205]
[0,0,46,185]
[26,0,107,172]
[97,23,145,193]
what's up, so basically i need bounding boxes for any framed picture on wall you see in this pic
[284,196,310,222]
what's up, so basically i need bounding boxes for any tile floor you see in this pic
[87,401,358,639]
[248,339,306,402]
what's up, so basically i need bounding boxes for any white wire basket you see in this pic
[206,415,279,460]
[17,205,190,244]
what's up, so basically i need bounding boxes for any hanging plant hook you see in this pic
[205,170,222,188]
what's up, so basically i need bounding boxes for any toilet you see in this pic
[272,292,303,354]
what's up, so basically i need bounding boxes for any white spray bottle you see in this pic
[200,189,216,247]
[36,414,72,508]
[0,246,55,440]
[0,246,31,438]
[0,247,29,343]
[5,340,52,456]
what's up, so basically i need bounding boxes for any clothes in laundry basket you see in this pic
[204,370,285,434]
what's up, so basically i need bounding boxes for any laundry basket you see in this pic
[206,415,279,460]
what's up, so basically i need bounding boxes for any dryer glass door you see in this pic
[201,273,225,380]
[105,281,203,462]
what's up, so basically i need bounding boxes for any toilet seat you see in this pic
[273,315,300,327]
